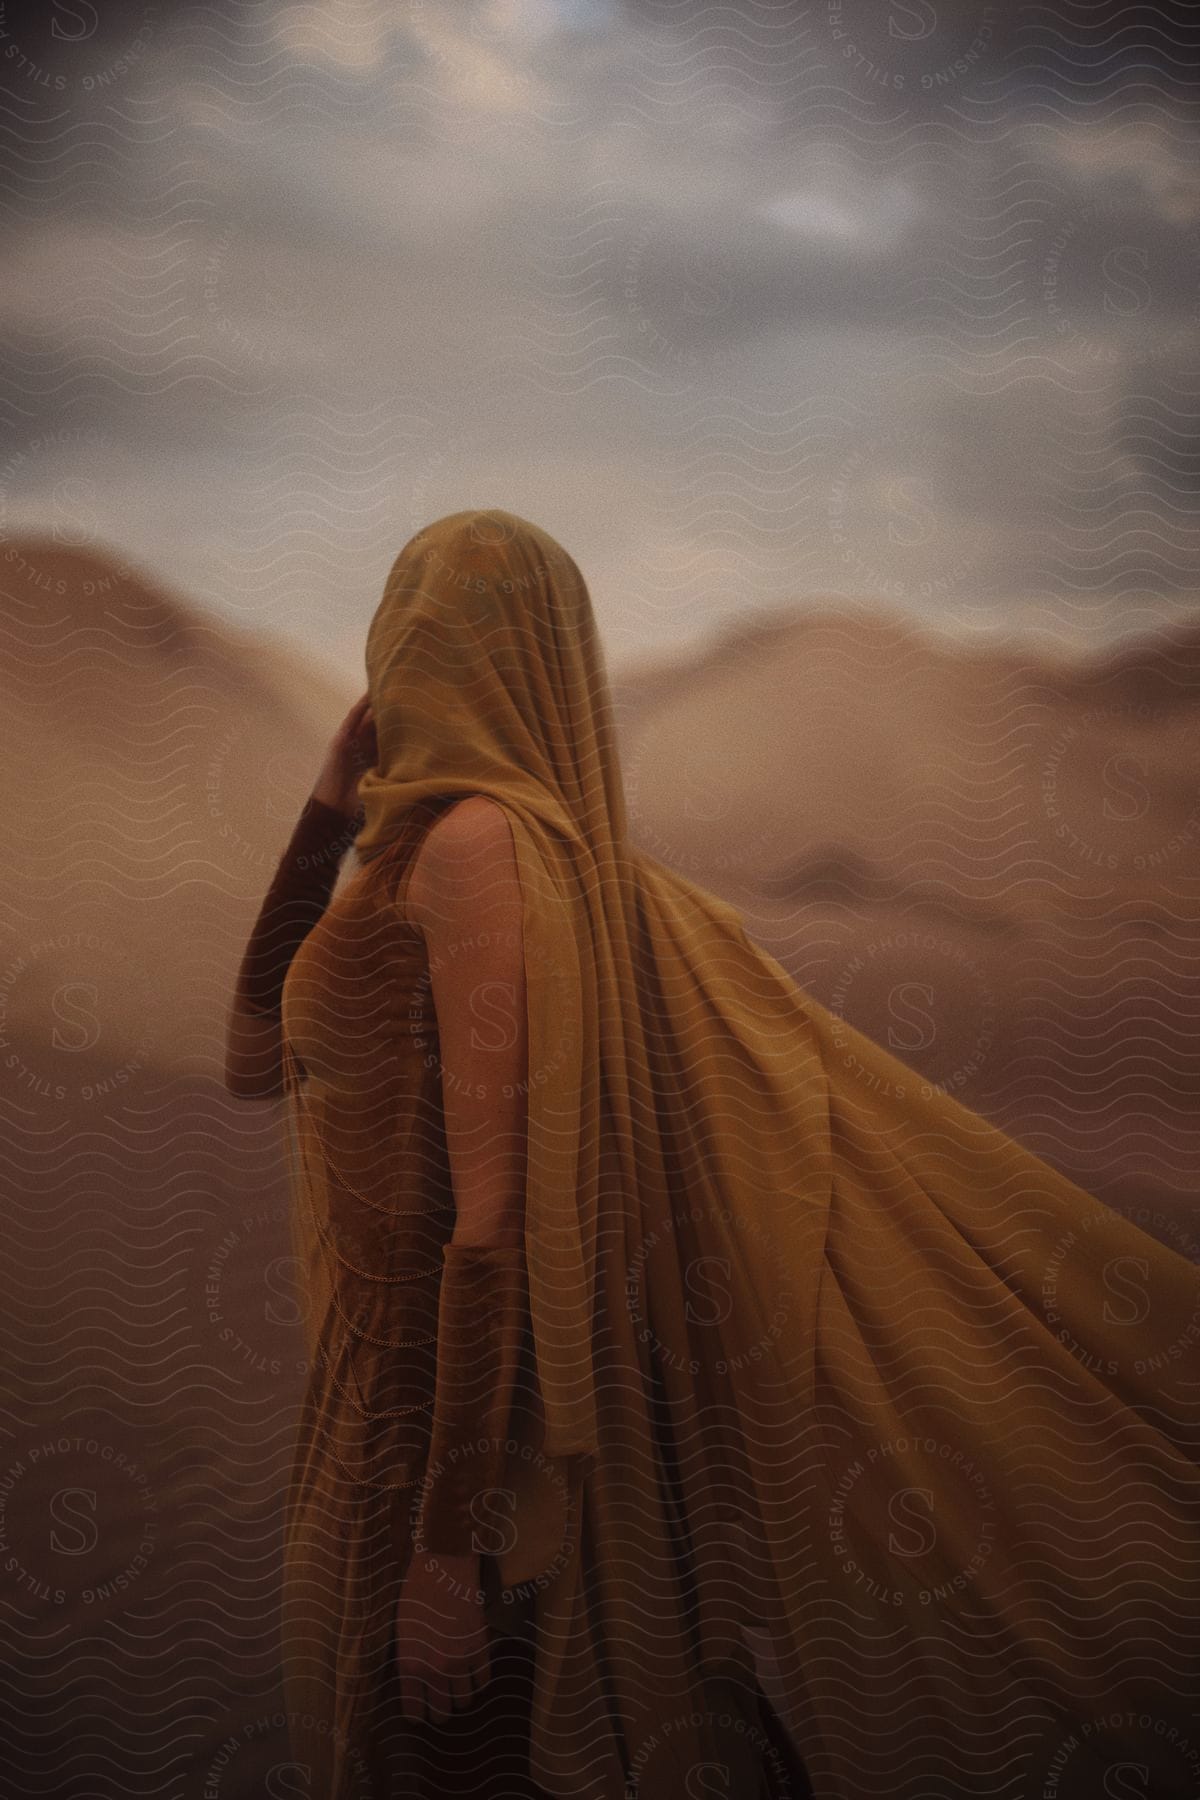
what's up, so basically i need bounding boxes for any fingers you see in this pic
[395,1633,492,1724]
[468,1632,492,1702]
[397,1669,428,1723]
[424,1657,453,1724]
[336,695,377,788]
[453,1623,490,1710]
[447,1667,475,1711]
[342,693,372,736]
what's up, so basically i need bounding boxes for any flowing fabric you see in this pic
[279,507,1200,1800]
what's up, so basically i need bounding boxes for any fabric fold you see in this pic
[412,1244,530,1558]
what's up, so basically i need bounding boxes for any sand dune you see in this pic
[615,602,1200,1240]
[0,538,354,1794]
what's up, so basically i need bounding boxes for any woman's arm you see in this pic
[405,793,529,1248]
[223,794,358,1098]
[395,798,586,1719]
[224,695,375,1100]
[403,797,532,1549]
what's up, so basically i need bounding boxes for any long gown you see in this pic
[276,796,818,1799]
[278,794,1200,1800]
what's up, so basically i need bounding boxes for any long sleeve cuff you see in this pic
[413,1244,530,1558]
[233,795,359,1018]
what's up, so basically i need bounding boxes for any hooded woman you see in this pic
[227,508,1200,1800]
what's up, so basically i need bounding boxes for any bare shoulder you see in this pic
[406,795,522,931]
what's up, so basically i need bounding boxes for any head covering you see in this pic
[331,508,1200,1798]
[355,507,627,859]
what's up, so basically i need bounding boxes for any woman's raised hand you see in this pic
[311,692,377,817]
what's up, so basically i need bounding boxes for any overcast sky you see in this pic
[1,0,1198,685]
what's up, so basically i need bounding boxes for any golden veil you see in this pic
[329,508,1200,1798]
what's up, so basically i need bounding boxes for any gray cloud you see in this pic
[0,0,1198,680]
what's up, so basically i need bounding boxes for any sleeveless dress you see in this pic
[275,801,815,1799]
[274,800,528,1787]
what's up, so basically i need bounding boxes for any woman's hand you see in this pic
[311,692,377,817]
[394,1550,492,1723]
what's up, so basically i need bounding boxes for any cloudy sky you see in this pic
[1,0,1198,684]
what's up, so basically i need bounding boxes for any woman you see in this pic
[226,508,1200,1800]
